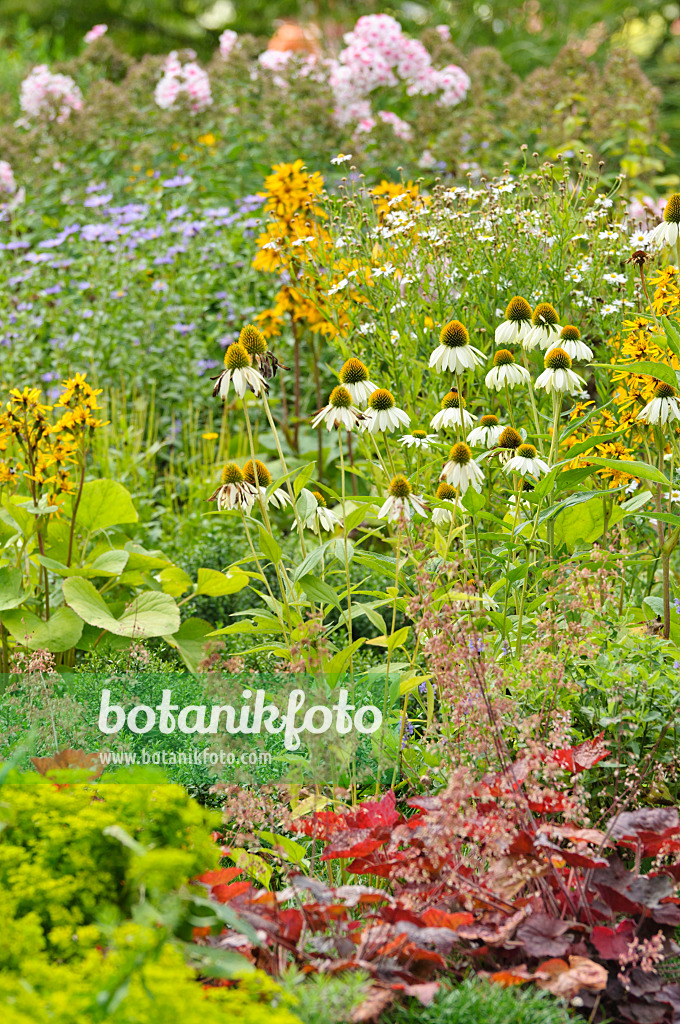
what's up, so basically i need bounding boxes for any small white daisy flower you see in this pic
[430,389,474,431]
[637,381,680,425]
[495,296,533,347]
[440,442,484,494]
[399,429,438,450]
[212,343,268,400]
[338,357,380,406]
[311,385,363,431]
[208,463,257,512]
[485,349,531,391]
[377,475,428,523]
[648,193,680,249]
[545,324,593,363]
[505,443,550,479]
[243,459,291,508]
[467,414,503,448]
[429,319,484,374]
[361,388,410,434]
[522,302,561,352]
[432,481,458,526]
[535,347,586,396]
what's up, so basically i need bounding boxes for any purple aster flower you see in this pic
[162,175,193,188]
[84,192,112,208]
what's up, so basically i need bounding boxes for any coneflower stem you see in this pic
[377,525,402,794]
[504,383,516,429]
[522,351,545,455]
[338,429,354,674]
[261,392,307,557]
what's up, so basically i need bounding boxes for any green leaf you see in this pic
[195,567,248,596]
[553,497,625,550]
[461,487,485,513]
[662,317,680,357]
[63,577,180,638]
[163,617,213,673]
[257,525,282,564]
[159,565,193,597]
[343,505,370,532]
[323,637,366,678]
[583,458,669,484]
[2,606,83,652]
[292,543,329,582]
[559,431,624,462]
[293,461,316,497]
[298,573,341,609]
[0,567,25,611]
[295,488,317,522]
[258,830,307,866]
[72,479,138,532]
[594,360,678,390]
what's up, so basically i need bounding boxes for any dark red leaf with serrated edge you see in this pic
[320,829,387,860]
[277,908,303,943]
[591,920,636,959]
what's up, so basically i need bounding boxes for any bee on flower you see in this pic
[212,343,267,400]
[399,428,438,449]
[429,319,483,374]
[546,324,593,362]
[361,388,410,434]
[467,413,503,448]
[637,381,680,425]
[485,349,531,391]
[312,385,363,431]
[338,358,379,406]
[430,389,473,430]
[535,348,586,395]
[378,474,428,523]
[523,303,561,351]
[301,491,341,534]
[243,459,291,508]
[495,296,533,347]
[648,193,680,249]
[208,463,256,512]
[432,481,458,526]
[440,442,484,494]
[505,443,550,478]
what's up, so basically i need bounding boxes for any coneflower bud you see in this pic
[664,194,680,223]
[329,385,352,408]
[441,389,465,409]
[505,296,532,322]
[221,463,245,484]
[436,481,457,500]
[339,358,370,384]
[224,343,252,369]
[388,474,412,498]
[244,459,272,487]
[560,325,580,341]
[493,349,515,366]
[498,426,522,450]
[544,347,572,370]
[368,388,396,410]
[449,442,472,465]
[439,320,469,348]
[532,302,559,327]
[239,324,268,356]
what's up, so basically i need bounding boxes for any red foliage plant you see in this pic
[194,738,680,1023]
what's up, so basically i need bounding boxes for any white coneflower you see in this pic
[311,385,363,431]
[522,303,561,352]
[505,443,550,478]
[377,474,428,523]
[535,347,586,395]
[440,442,484,494]
[546,324,593,362]
[430,389,474,430]
[495,425,523,464]
[637,381,680,425]
[302,491,341,533]
[485,349,531,391]
[648,193,680,248]
[338,357,379,405]
[243,459,291,508]
[467,413,503,448]
[432,481,458,526]
[207,463,256,511]
[429,319,483,374]
[361,388,410,434]
[238,323,286,380]
[495,296,533,346]
[212,343,267,400]
[399,428,438,450]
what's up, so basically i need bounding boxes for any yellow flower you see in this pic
[198,132,216,146]
[201,432,218,440]
[370,180,424,218]
[259,159,325,222]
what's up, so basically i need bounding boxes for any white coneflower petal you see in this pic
[534,347,586,395]
[378,475,428,523]
[208,463,257,511]
[213,343,268,400]
[522,302,561,352]
[300,491,341,533]
[495,296,532,347]
[648,194,680,249]
[399,430,438,449]
[430,389,474,431]
[429,319,483,374]
[440,442,484,494]
[338,357,379,406]
[467,414,503,448]
[311,385,363,431]
[505,444,550,478]
[637,382,680,425]
[361,388,410,434]
[485,349,531,391]
[546,324,593,362]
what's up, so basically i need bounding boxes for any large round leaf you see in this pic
[63,577,180,638]
[2,606,83,652]
[71,479,138,533]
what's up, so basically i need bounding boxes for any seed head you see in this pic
[329,385,352,408]
[339,358,370,384]
[239,324,267,356]
[560,325,580,341]
[441,389,464,409]
[505,296,532,322]
[439,320,469,348]
[480,414,499,427]
[654,381,677,399]
[664,194,680,224]
[368,388,395,410]
[411,429,428,439]
[436,481,457,500]
[532,302,559,327]
[224,343,252,370]
[544,347,572,370]
[221,463,245,485]
[493,349,515,366]
[244,459,272,487]
[449,442,472,465]
[517,443,537,458]
[498,426,522,450]
[388,474,412,498]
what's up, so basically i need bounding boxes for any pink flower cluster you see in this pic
[84,24,107,44]
[219,30,238,59]
[154,53,212,113]
[377,109,413,141]
[0,160,16,195]
[19,65,83,123]
[329,14,469,129]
